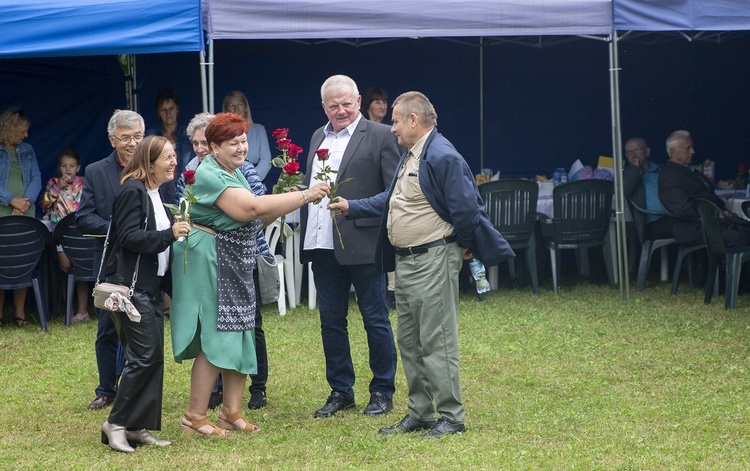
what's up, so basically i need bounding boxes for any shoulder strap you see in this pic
[94,188,151,297]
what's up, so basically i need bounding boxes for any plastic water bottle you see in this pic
[560,169,568,184]
[553,168,561,187]
[469,258,490,301]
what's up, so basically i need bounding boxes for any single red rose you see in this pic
[740,164,747,174]
[288,143,303,158]
[272,128,289,140]
[183,169,196,185]
[315,148,330,161]
[283,161,300,175]
[277,138,291,150]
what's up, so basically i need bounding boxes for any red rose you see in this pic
[283,161,300,175]
[288,143,303,158]
[272,128,289,140]
[183,169,196,185]
[315,148,330,161]
[277,138,290,150]
[740,164,747,175]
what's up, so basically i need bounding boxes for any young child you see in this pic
[40,148,89,321]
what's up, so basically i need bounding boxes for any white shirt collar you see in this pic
[323,113,363,137]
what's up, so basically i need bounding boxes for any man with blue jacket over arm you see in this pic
[330,91,514,437]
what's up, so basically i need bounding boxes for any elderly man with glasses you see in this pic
[76,109,145,410]
[623,137,674,243]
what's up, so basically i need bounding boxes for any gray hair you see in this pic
[186,112,215,139]
[320,75,359,103]
[107,109,144,136]
[666,130,691,154]
[392,91,438,127]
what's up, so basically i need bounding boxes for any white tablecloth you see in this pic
[716,188,750,220]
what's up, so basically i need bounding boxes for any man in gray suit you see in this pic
[76,110,144,410]
[300,75,399,418]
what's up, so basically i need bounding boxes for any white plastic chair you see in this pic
[291,223,317,309]
[264,219,296,314]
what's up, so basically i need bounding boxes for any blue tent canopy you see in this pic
[0,0,204,58]
[614,0,750,31]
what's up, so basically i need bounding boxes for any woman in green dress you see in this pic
[171,113,329,436]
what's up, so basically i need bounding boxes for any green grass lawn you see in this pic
[1,280,749,470]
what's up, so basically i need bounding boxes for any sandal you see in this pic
[14,317,29,327]
[217,411,261,433]
[181,413,229,437]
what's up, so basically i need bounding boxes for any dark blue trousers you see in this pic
[94,307,126,397]
[311,250,397,400]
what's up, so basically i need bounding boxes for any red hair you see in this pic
[204,113,248,147]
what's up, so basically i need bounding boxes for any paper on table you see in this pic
[597,155,614,176]
[569,159,584,180]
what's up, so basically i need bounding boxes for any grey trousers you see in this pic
[395,242,465,424]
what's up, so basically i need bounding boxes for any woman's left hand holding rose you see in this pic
[172,220,192,240]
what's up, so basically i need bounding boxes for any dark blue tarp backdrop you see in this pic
[0,56,126,173]
[122,36,750,186]
[1,35,749,192]
[1,0,749,194]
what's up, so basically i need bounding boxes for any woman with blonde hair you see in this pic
[0,107,41,326]
[100,135,191,453]
[222,91,272,180]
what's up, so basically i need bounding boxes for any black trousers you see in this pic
[250,268,267,392]
[108,285,165,431]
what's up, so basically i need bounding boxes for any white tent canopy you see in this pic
[201,0,613,40]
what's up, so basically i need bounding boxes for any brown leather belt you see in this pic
[192,222,216,236]
[394,235,457,257]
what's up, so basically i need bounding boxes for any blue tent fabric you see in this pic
[614,0,750,31]
[0,0,204,58]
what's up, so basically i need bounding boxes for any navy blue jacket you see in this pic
[347,129,514,272]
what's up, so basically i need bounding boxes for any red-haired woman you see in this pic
[170,113,329,436]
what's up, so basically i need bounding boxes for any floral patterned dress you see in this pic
[40,175,84,224]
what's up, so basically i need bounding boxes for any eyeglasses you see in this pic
[625,147,648,156]
[112,134,144,144]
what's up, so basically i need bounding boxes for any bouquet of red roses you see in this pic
[271,128,306,238]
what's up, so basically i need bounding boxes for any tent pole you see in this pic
[131,55,138,112]
[208,39,215,114]
[479,37,484,171]
[200,50,208,113]
[608,31,629,300]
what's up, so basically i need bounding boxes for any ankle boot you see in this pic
[125,429,171,446]
[101,421,135,453]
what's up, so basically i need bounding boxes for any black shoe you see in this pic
[424,418,466,437]
[89,394,114,410]
[385,290,396,311]
[378,414,435,435]
[313,392,355,418]
[363,392,393,416]
[248,390,267,410]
